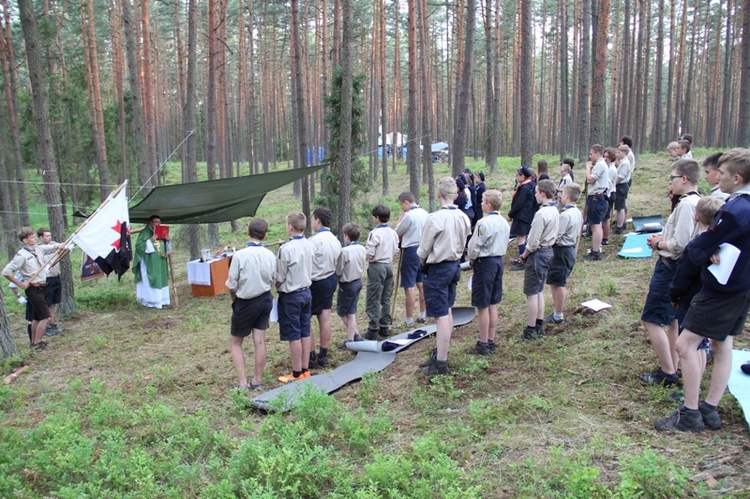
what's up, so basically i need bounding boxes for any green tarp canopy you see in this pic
[129,165,326,224]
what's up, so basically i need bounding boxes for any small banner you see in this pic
[81,251,105,282]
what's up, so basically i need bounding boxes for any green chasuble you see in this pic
[132,225,169,288]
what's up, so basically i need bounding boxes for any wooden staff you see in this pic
[27,180,130,282]
[4,365,29,385]
[390,247,403,320]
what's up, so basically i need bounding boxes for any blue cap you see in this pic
[519,166,533,178]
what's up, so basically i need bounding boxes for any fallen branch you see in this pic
[4,365,29,385]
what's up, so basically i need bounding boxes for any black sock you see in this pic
[487,339,495,345]
[27,324,32,343]
[319,347,328,358]
[309,352,317,360]
[535,319,544,328]
[293,370,303,378]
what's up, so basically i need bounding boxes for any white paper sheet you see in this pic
[708,243,741,285]
[270,299,279,323]
[580,298,612,312]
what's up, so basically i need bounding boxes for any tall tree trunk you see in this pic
[491,0,502,168]
[589,0,610,146]
[519,0,533,167]
[81,0,110,201]
[0,117,19,260]
[576,0,591,159]
[18,0,75,317]
[739,0,750,145]
[452,0,476,175]
[721,0,734,147]
[380,0,389,196]
[121,0,150,190]
[291,0,311,233]
[559,0,569,158]
[141,0,158,182]
[206,0,219,244]
[651,0,665,151]
[109,0,128,182]
[338,0,354,232]
[0,1,28,226]
[419,0,433,206]
[407,0,419,197]
[185,0,200,260]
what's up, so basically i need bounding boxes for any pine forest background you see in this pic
[2,0,750,258]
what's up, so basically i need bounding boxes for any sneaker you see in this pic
[420,359,450,376]
[535,324,546,337]
[612,226,624,235]
[378,327,391,338]
[641,367,680,387]
[487,342,497,353]
[583,251,601,261]
[654,405,705,432]
[510,263,525,271]
[403,321,416,329]
[582,231,592,238]
[308,354,319,369]
[601,239,609,246]
[543,312,565,325]
[316,355,329,367]
[45,326,59,337]
[364,330,379,341]
[466,341,490,355]
[419,348,437,368]
[519,326,539,341]
[17,296,27,304]
[699,401,722,430]
[417,317,427,324]
[277,371,311,384]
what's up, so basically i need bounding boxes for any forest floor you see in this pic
[1,151,749,497]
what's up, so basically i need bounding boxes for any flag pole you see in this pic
[26,181,129,282]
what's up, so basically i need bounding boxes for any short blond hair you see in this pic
[482,189,502,211]
[438,176,458,202]
[695,197,725,226]
[286,211,306,232]
[667,141,679,151]
[718,148,750,183]
[563,183,582,203]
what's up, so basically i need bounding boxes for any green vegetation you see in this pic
[1,153,748,496]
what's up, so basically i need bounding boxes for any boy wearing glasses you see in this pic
[640,160,702,387]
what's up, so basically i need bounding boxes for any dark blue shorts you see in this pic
[45,276,62,306]
[546,246,576,287]
[641,259,678,325]
[310,273,337,315]
[683,291,750,342]
[230,291,272,337]
[336,279,362,317]
[586,194,608,225]
[278,288,312,341]
[615,183,629,211]
[423,260,460,318]
[400,246,424,288]
[510,219,531,237]
[523,248,553,295]
[471,256,503,308]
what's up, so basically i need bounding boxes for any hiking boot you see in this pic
[45,325,59,337]
[519,326,539,341]
[601,239,609,246]
[543,312,565,325]
[316,355,329,367]
[699,401,722,430]
[364,330,379,341]
[510,263,525,271]
[308,353,319,369]
[378,327,391,338]
[535,323,546,337]
[420,359,450,376]
[612,226,624,235]
[487,342,497,353]
[277,371,311,384]
[465,341,490,356]
[337,334,364,349]
[641,367,679,387]
[654,405,705,432]
[583,250,601,261]
[419,348,437,368]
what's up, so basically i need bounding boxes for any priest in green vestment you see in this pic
[133,215,171,308]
